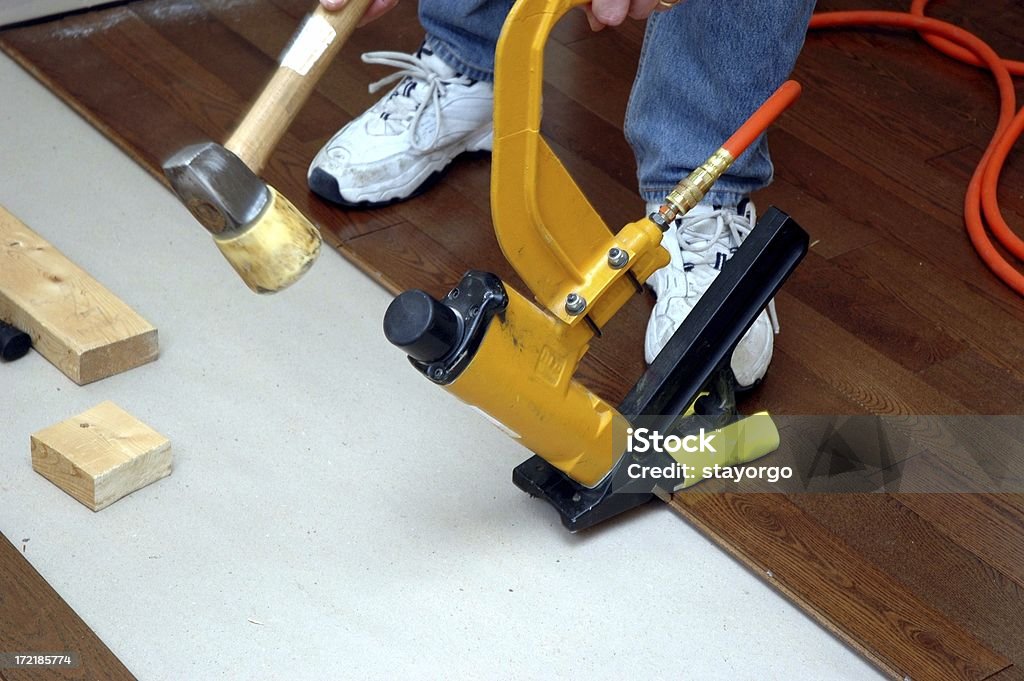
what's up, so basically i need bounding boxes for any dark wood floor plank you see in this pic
[797,31,983,164]
[791,494,1024,665]
[774,76,966,220]
[744,344,870,415]
[544,37,635,130]
[556,14,645,83]
[764,124,974,278]
[549,7,606,48]
[919,349,1024,416]
[543,136,646,239]
[802,29,1000,153]
[0,534,134,681]
[865,437,1024,500]
[0,11,205,174]
[770,292,969,415]
[927,143,1024,229]
[776,79,965,231]
[581,293,653,404]
[766,121,1024,313]
[896,494,1024,590]
[914,0,1024,65]
[85,9,248,144]
[834,240,1024,378]
[786,250,965,374]
[756,173,881,261]
[133,1,332,143]
[346,220,467,299]
[539,83,640,196]
[670,493,1011,681]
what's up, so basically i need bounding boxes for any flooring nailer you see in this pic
[383,0,810,531]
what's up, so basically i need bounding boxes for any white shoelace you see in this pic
[669,205,780,334]
[362,51,472,152]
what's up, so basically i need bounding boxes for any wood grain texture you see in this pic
[2,0,1024,678]
[0,205,158,385]
[672,493,1010,681]
[0,533,134,681]
[790,494,1024,667]
[31,401,171,511]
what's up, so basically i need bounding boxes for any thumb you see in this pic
[583,6,607,31]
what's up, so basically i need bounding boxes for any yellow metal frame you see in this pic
[447,286,627,486]
[438,0,777,488]
[490,0,669,327]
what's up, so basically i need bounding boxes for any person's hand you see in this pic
[583,0,672,31]
[320,0,398,27]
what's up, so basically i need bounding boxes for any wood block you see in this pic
[31,401,171,511]
[0,205,158,385]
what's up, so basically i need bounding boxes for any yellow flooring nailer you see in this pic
[383,0,809,531]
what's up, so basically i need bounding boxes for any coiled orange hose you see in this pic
[808,2,1024,296]
[910,0,1024,76]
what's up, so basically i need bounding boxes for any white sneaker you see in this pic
[644,200,779,390]
[308,46,495,207]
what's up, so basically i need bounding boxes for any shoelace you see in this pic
[362,51,471,152]
[671,205,780,334]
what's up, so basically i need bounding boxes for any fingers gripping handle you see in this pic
[225,0,374,173]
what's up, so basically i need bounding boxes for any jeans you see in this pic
[421,0,815,205]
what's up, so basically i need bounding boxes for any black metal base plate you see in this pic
[512,207,809,531]
[512,456,655,532]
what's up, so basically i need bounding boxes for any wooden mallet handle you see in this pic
[225,0,374,173]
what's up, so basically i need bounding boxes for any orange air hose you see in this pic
[659,80,801,221]
[910,0,1024,76]
[807,3,1024,296]
[724,80,803,158]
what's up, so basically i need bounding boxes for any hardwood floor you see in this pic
[0,534,134,681]
[2,1,1023,678]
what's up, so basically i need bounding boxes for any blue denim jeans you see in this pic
[421,1,815,205]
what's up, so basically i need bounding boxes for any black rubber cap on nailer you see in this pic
[0,320,31,362]
[383,290,460,363]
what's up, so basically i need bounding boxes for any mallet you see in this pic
[163,0,372,293]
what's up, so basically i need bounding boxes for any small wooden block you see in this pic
[0,204,159,385]
[31,401,171,511]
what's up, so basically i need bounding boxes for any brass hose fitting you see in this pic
[654,147,735,227]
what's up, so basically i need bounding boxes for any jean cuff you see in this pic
[423,35,496,83]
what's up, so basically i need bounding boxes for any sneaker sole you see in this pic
[734,376,763,395]
[310,162,454,209]
[310,130,493,209]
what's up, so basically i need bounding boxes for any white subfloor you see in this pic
[0,53,884,680]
